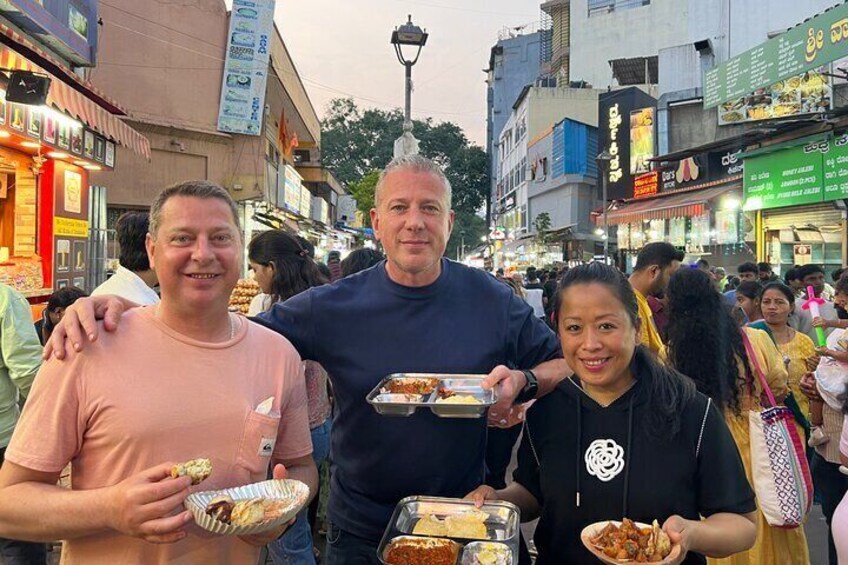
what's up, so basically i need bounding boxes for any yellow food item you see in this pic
[435,395,482,405]
[412,510,490,539]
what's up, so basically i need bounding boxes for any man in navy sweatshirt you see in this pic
[46,156,569,564]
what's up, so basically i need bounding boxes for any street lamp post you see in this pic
[596,150,613,262]
[391,15,428,158]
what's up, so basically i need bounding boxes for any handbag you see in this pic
[742,331,813,528]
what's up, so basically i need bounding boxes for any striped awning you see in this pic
[597,183,740,225]
[0,26,150,159]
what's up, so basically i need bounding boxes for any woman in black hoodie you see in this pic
[467,262,757,564]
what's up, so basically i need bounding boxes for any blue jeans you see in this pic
[323,523,381,565]
[268,418,332,565]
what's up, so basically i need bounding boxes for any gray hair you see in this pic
[374,154,452,209]
[149,180,241,238]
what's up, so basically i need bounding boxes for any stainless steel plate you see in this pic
[366,374,497,419]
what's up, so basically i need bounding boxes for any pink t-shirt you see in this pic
[835,415,848,563]
[6,307,312,564]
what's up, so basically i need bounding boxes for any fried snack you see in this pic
[462,542,512,565]
[412,514,447,536]
[171,458,212,485]
[205,495,235,524]
[445,510,489,539]
[230,497,267,526]
[384,537,460,565]
[412,510,489,539]
[590,518,672,562]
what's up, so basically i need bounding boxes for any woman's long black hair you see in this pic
[553,262,695,440]
[248,230,328,303]
[666,268,748,415]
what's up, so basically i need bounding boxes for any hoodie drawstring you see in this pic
[576,397,582,508]
[622,394,635,517]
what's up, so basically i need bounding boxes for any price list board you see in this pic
[823,134,848,200]
[704,2,848,108]
[744,134,848,210]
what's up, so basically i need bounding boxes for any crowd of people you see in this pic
[0,155,843,564]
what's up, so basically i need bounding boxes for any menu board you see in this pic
[283,164,301,213]
[689,214,711,246]
[823,134,848,200]
[704,1,848,109]
[717,68,831,125]
[216,0,276,135]
[743,139,825,210]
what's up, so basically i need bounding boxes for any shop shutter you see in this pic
[762,203,844,231]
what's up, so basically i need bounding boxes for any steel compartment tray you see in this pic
[377,495,520,565]
[366,374,497,419]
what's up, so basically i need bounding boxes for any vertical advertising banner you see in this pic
[217,0,277,135]
[630,108,654,175]
[597,88,657,200]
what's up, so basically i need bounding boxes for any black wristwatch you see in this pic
[513,369,539,404]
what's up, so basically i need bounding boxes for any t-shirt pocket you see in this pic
[237,410,281,479]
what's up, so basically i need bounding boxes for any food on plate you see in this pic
[205,496,291,526]
[589,518,672,562]
[384,378,439,395]
[721,99,745,111]
[384,537,461,565]
[747,105,772,121]
[229,278,261,314]
[435,394,483,405]
[412,509,489,539]
[461,542,513,565]
[171,458,212,485]
[721,111,743,123]
[205,495,235,524]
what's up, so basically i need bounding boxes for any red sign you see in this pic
[633,171,658,199]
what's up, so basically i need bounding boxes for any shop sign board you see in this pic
[716,67,831,126]
[54,216,88,237]
[823,134,848,200]
[5,1,97,65]
[630,108,654,175]
[597,88,657,200]
[743,133,848,210]
[704,1,848,109]
[656,147,744,194]
[283,164,301,214]
[633,171,658,199]
[216,0,277,135]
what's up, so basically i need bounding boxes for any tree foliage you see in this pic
[321,98,490,259]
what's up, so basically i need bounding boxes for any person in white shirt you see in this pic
[91,212,159,305]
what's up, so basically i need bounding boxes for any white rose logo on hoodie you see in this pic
[585,439,625,482]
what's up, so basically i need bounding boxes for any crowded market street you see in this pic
[1,1,848,564]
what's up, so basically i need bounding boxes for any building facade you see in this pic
[485,30,541,226]
[0,1,149,298]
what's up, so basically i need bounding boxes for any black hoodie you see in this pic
[513,373,755,564]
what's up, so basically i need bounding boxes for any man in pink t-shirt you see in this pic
[0,181,317,564]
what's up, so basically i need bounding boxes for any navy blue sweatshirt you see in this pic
[256,259,562,540]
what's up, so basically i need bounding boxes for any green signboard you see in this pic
[824,134,848,199]
[744,133,848,210]
[704,2,848,109]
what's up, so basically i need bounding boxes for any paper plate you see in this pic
[186,479,310,536]
[580,520,682,565]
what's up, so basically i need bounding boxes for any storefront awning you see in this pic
[600,183,739,225]
[0,24,150,159]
